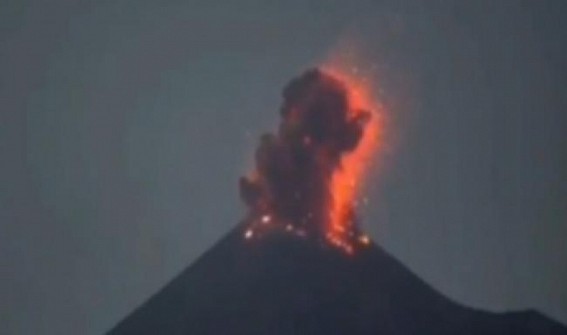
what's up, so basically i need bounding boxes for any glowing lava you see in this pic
[240,65,382,254]
[321,64,382,253]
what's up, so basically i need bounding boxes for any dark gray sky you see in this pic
[1,1,566,334]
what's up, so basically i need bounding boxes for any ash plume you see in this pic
[239,68,371,239]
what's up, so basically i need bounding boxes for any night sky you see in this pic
[1,1,566,334]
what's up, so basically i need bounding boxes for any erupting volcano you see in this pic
[108,68,567,335]
[239,67,380,254]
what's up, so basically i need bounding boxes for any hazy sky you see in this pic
[1,1,566,334]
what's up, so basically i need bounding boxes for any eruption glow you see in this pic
[240,65,382,254]
[321,64,382,253]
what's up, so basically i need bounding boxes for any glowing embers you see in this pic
[242,212,372,254]
[358,234,371,245]
[244,229,254,240]
[261,215,271,224]
[242,214,308,241]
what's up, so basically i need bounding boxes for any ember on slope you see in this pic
[240,67,381,253]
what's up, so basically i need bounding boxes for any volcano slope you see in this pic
[108,226,567,335]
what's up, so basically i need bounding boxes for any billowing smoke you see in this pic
[240,68,371,247]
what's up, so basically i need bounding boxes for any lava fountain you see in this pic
[240,66,383,254]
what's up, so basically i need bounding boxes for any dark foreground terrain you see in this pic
[109,226,567,334]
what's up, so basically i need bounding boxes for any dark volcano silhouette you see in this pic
[108,226,567,335]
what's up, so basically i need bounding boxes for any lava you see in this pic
[321,64,382,253]
[240,66,382,253]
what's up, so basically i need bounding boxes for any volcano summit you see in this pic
[108,69,567,335]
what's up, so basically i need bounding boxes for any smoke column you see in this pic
[240,67,380,253]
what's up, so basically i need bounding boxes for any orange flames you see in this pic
[321,64,382,254]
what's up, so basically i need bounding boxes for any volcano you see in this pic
[109,68,566,334]
[108,225,567,334]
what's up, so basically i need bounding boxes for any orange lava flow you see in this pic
[321,64,383,254]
